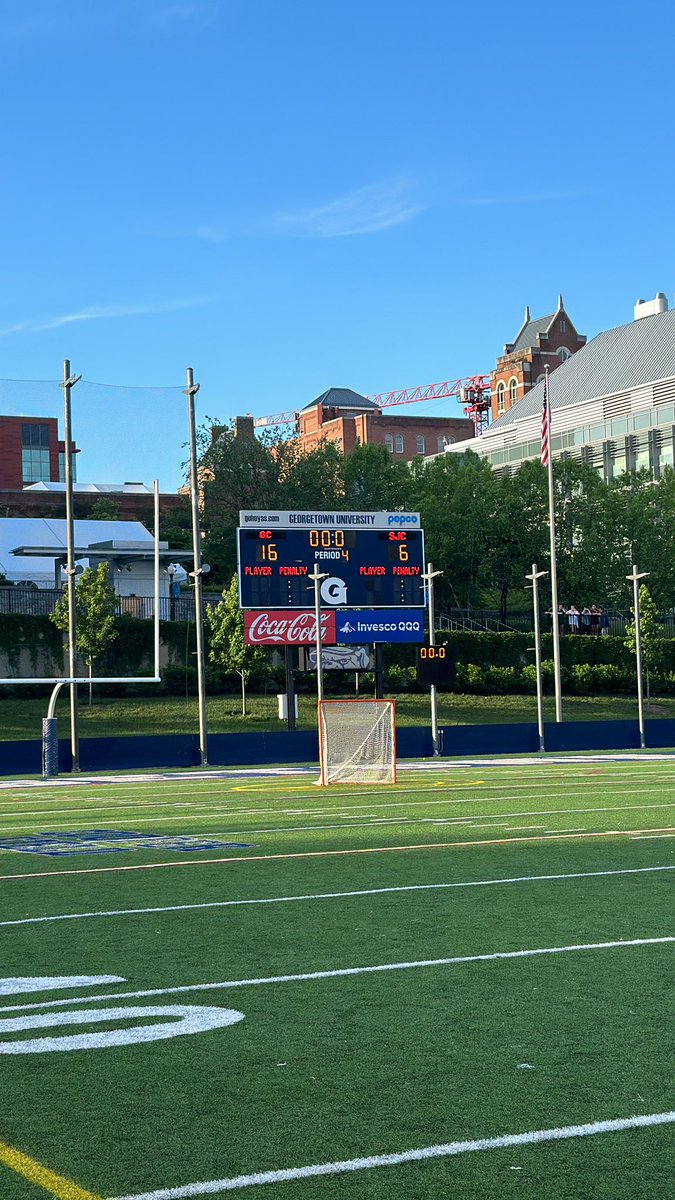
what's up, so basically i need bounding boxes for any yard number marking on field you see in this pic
[108,1110,675,1198]
[0,977,245,1055]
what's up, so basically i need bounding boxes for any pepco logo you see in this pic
[387,514,418,526]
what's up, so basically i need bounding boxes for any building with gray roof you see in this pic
[440,294,675,481]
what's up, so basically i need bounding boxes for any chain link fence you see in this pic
[0,587,221,622]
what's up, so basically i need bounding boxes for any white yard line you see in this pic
[0,865,671,929]
[0,754,672,797]
[109,1109,675,1198]
[0,780,657,822]
[632,833,675,839]
[3,937,673,1016]
[1,798,674,839]
[0,765,673,810]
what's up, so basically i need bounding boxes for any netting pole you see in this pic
[60,359,82,772]
[526,563,547,753]
[627,563,649,750]
[185,367,208,766]
[308,566,328,702]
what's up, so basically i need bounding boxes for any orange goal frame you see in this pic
[317,698,397,786]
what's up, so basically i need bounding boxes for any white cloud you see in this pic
[0,298,209,337]
[193,224,230,243]
[455,190,589,207]
[150,2,219,27]
[274,180,425,238]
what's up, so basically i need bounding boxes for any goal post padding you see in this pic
[318,699,396,785]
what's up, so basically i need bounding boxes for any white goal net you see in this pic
[318,699,396,785]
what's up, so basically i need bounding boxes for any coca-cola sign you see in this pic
[245,610,337,645]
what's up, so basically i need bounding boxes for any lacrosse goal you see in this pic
[318,699,396,785]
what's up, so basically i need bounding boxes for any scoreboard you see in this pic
[416,644,456,686]
[237,525,425,608]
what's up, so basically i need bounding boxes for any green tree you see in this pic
[87,497,122,521]
[343,442,412,510]
[413,451,496,609]
[624,583,664,704]
[482,464,549,624]
[544,458,611,608]
[207,575,268,715]
[200,422,281,586]
[275,437,346,509]
[50,562,118,703]
[199,426,349,587]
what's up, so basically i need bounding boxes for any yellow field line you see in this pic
[0,1137,102,1200]
[232,780,486,793]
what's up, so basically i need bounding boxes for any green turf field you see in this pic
[0,758,673,1198]
[0,690,671,739]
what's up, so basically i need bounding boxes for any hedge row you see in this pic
[434,630,647,670]
[0,617,662,697]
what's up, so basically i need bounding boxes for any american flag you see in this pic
[541,371,550,467]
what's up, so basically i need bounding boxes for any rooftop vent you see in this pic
[634,293,668,320]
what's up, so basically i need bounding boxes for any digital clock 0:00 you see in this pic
[419,645,447,659]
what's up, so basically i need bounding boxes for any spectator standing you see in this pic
[558,604,567,635]
[567,604,580,634]
[590,605,601,635]
[581,606,592,634]
[599,607,610,636]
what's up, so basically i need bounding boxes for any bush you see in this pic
[520,664,538,693]
[160,663,197,694]
[455,663,485,692]
[569,663,632,694]
[484,665,524,693]
[386,664,418,692]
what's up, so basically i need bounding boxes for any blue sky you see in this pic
[1,0,673,491]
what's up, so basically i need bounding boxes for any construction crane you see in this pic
[252,373,492,436]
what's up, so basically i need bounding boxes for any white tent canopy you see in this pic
[0,518,189,591]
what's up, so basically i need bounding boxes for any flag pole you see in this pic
[543,365,563,722]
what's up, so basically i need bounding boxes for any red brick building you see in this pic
[0,415,78,490]
[296,388,474,460]
[0,416,188,523]
[491,296,586,422]
[0,482,189,523]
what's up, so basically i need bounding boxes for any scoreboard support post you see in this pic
[284,646,297,733]
[374,645,384,699]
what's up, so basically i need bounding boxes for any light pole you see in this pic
[526,563,548,753]
[60,359,82,771]
[627,564,649,750]
[308,566,328,701]
[184,366,209,766]
[422,562,442,756]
